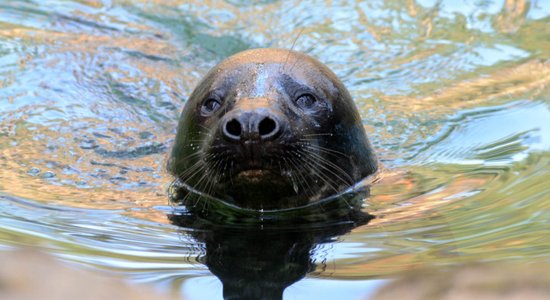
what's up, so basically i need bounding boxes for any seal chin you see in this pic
[222,167,298,209]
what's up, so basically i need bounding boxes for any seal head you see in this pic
[169,48,377,209]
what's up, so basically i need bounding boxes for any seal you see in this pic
[169,48,377,210]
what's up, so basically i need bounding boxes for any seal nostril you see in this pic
[258,117,278,138]
[225,119,242,139]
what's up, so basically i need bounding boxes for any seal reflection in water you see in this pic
[170,213,373,300]
[169,48,377,210]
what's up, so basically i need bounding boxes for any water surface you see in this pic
[1,0,549,299]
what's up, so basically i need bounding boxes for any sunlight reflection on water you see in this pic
[1,0,549,299]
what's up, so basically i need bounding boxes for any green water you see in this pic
[0,0,549,299]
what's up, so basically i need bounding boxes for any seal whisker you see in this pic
[302,133,334,137]
[300,150,354,185]
[187,138,210,144]
[298,152,353,189]
[186,163,210,190]
[198,158,225,210]
[285,152,314,198]
[175,155,209,182]
[291,149,319,198]
[175,165,205,186]
[299,142,350,158]
[229,160,235,186]
[180,151,203,162]
[189,162,218,204]
[300,158,341,194]
[281,28,304,73]
[172,161,211,207]
[281,156,301,195]
[286,147,340,198]
[196,125,214,137]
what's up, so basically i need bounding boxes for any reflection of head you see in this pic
[202,229,314,300]
[169,189,374,300]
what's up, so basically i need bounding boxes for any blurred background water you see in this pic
[0,0,549,299]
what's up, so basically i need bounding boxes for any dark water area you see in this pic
[0,0,549,299]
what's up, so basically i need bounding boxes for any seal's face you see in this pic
[170,49,377,209]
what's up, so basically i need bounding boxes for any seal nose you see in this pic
[222,110,282,142]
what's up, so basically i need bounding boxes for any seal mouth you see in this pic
[233,158,275,174]
[236,169,273,183]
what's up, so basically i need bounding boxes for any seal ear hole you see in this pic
[226,119,242,138]
[259,117,277,137]
[295,93,317,109]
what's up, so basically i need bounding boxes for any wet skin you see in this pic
[169,48,377,210]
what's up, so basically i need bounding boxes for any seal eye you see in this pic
[201,98,221,115]
[295,93,317,109]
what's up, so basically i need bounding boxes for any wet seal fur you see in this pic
[169,48,377,210]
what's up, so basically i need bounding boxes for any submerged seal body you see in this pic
[169,48,377,210]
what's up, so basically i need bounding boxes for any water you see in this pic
[0,0,549,299]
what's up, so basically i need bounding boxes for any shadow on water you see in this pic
[168,185,374,300]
